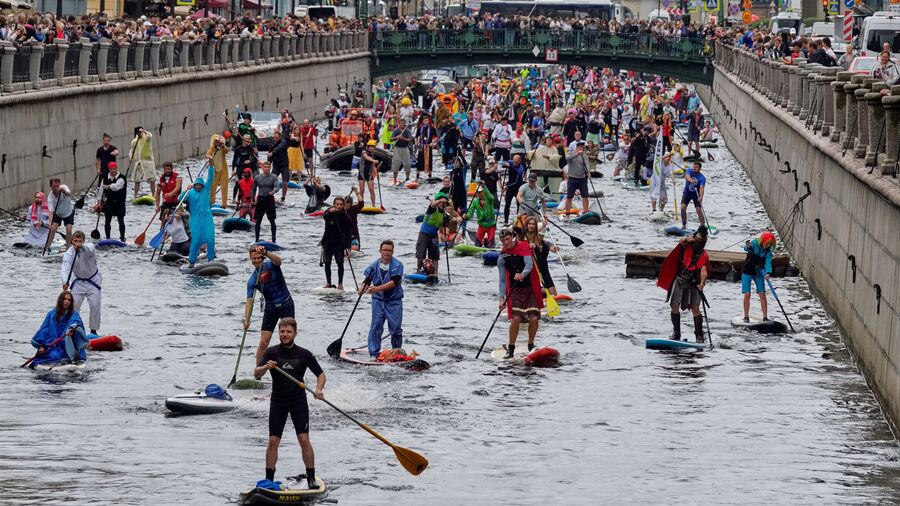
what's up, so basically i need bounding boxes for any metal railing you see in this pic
[370,29,711,60]
[0,30,367,94]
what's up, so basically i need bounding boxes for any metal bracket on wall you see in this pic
[874,284,882,314]
[848,255,857,283]
[814,219,822,240]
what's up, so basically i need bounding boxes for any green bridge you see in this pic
[369,30,714,84]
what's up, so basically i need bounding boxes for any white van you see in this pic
[646,9,671,22]
[858,11,900,59]
[770,12,803,35]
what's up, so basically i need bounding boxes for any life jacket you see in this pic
[159,172,179,204]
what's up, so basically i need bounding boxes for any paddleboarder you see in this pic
[252,161,279,243]
[320,197,352,290]
[657,226,710,342]
[497,228,544,358]
[61,231,102,334]
[360,239,405,357]
[741,231,776,323]
[246,245,295,366]
[155,162,183,219]
[254,317,325,491]
[523,216,558,296]
[161,207,190,256]
[563,141,591,217]
[415,193,459,277]
[29,291,88,368]
[95,133,118,186]
[47,177,75,250]
[96,161,127,242]
[206,134,230,208]
[180,163,216,267]
[680,161,706,229]
[359,140,380,206]
[128,126,157,199]
[21,192,51,248]
[517,173,547,221]
[465,185,497,248]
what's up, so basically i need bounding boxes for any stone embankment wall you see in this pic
[699,44,899,426]
[0,40,369,209]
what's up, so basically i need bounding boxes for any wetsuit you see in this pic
[253,172,279,242]
[320,209,352,286]
[248,259,294,333]
[260,343,323,438]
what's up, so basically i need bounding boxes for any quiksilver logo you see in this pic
[282,363,294,370]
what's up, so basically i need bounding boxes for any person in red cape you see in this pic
[657,226,710,342]
[497,228,544,359]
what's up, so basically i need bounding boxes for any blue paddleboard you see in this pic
[664,225,692,237]
[253,241,283,251]
[645,338,706,351]
[96,239,128,248]
[404,273,437,285]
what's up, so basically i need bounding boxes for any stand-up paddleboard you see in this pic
[132,195,155,205]
[360,206,384,215]
[664,225,692,236]
[160,252,186,264]
[404,273,438,285]
[165,391,236,415]
[453,244,491,256]
[253,241,283,251]
[305,209,325,218]
[699,141,719,148]
[180,261,229,277]
[553,294,573,303]
[310,285,349,296]
[424,177,442,184]
[573,211,603,225]
[645,338,707,351]
[33,361,87,373]
[239,477,327,505]
[211,206,229,216]
[648,211,669,223]
[338,347,430,371]
[730,316,789,334]
[483,251,500,266]
[490,345,560,367]
[556,209,581,216]
[87,334,123,351]
[97,239,128,249]
[223,217,252,232]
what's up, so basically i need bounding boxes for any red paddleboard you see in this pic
[553,294,573,302]
[524,347,559,367]
[88,335,123,351]
[405,181,419,189]
[338,347,430,371]
[307,210,325,218]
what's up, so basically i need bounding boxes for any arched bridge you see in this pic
[369,30,714,84]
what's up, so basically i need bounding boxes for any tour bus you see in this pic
[858,11,900,59]
[478,0,633,22]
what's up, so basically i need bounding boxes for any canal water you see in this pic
[1,128,899,505]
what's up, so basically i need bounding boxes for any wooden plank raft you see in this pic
[625,249,794,281]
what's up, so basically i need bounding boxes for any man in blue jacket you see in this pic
[360,240,405,357]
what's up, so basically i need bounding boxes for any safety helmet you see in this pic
[401,97,412,106]
[367,140,377,147]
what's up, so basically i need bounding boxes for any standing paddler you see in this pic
[254,317,326,490]
[497,228,544,358]
[741,231,776,322]
[180,162,216,268]
[657,226,710,342]
[61,231,102,334]
[246,245,296,366]
[360,240,405,357]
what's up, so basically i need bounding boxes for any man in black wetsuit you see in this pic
[255,317,326,490]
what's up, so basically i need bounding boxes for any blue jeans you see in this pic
[367,298,403,357]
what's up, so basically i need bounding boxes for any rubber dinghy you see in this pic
[338,347,430,371]
[165,385,236,415]
[490,345,560,367]
[180,261,229,276]
[239,477,327,505]
[730,316,789,334]
[645,338,707,351]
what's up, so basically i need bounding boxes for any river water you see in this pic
[1,128,899,505]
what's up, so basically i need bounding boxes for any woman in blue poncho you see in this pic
[180,163,217,267]
[30,291,88,368]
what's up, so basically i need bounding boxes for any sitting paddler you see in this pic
[246,245,296,366]
[360,240,405,357]
[464,185,496,248]
[741,231,776,323]
[61,231,102,334]
[29,291,89,368]
[254,317,325,491]
[179,162,216,267]
[657,226,710,342]
[21,191,50,248]
[161,207,190,256]
[497,228,544,359]
[236,168,255,221]
[304,175,331,214]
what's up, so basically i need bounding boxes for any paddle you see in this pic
[21,333,68,368]
[132,209,160,246]
[699,291,714,349]
[89,211,102,240]
[326,288,366,357]
[672,167,679,225]
[74,174,98,209]
[531,253,560,318]
[149,153,217,258]
[346,250,359,291]
[475,296,507,359]
[520,202,584,248]
[272,366,428,476]
[586,176,612,222]
[442,234,452,286]
[228,263,263,388]
[543,226,581,293]
[765,278,795,333]
[375,164,386,211]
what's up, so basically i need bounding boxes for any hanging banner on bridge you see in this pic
[705,0,720,12]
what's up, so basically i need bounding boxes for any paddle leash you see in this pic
[521,202,584,247]
[765,278,795,333]
[326,288,366,357]
[272,366,428,476]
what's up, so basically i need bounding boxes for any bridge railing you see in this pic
[0,30,369,96]
[715,41,900,178]
[370,29,711,60]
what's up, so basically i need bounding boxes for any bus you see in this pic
[477,0,631,22]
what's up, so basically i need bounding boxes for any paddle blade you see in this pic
[570,235,584,248]
[392,445,429,476]
[74,196,86,209]
[545,292,561,318]
[566,275,582,293]
[90,228,101,240]
[227,375,237,388]
[133,232,147,246]
[326,338,343,358]
[148,227,166,249]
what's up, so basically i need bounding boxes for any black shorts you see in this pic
[275,165,291,184]
[415,231,439,261]
[269,397,309,438]
[682,192,702,207]
[261,297,295,332]
[357,165,373,181]
[52,212,74,226]
[566,177,589,200]
[461,137,474,151]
